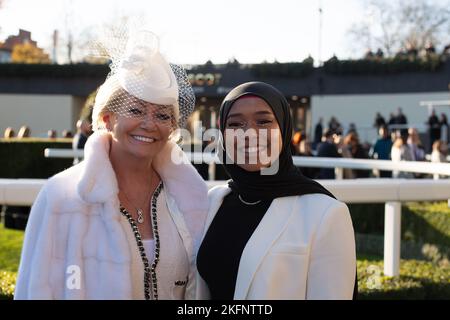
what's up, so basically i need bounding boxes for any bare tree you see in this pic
[348,0,450,57]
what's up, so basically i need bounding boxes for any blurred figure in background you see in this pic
[73,119,92,150]
[317,129,340,179]
[431,140,448,163]
[62,130,73,138]
[340,134,355,179]
[47,129,57,139]
[440,113,448,144]
[298,137,319,179]
[3,127,15,139]
[328,116,343,135]
[370,125,393,177]
[347,123,357,136]
[72,119,92,165]
[313,117,323,149]
[431,140,449,179]
[407,128,425,162]
[427,110,441,152]
[388,112,396,128]
[291,130,302,155]
[17,126,30,138]
[343,132,370,178]
[391,133,414,178]
[373,112,386,130]
[396,107,408,138]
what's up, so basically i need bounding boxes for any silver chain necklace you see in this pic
[238,194,262,205]
[120,190,150,224]
[120,172,154,224]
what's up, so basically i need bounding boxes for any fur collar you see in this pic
[77,131,208,226]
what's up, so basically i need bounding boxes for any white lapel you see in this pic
[233,196,297,299]
[153,140,209,249]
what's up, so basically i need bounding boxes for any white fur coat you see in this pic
[14,132,208,300]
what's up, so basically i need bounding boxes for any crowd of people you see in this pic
[2,125,75,139]
[3,105,449,181]
[293,109,449,180]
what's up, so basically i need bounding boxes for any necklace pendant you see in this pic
[137,209,144,224]
[238,194,262,206]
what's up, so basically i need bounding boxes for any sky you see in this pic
[0,0,446,65]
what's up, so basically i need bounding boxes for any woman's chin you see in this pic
[237,163,266,172]
[127,145,161,160]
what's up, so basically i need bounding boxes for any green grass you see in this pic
[403,202,450,247]
[1,202,449,300]
[0,223,23,299]
[357,257,450,299]
[0,223,24,272]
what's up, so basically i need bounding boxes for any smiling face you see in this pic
[223,96,283,172]
[102,97,176,161]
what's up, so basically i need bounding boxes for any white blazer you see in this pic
[14,132,208,300]
[196,185,356,300]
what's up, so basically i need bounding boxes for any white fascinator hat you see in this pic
[91,29,195,131]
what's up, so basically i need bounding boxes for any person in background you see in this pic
[313,117,323,149]
[73,119,92,150]
[373,112,386,129]
[407,128,425,162]
[439,113,448,144]
[340,134,355,179]
[328,116,342,135]
[347,123,357,136]
[17,126,30,138]
[396,107,408,138]
[343,132,370,178]
[431,140,448,163]
[391,133,414,178]
[47,130,57,139]
[431,140,449,179]
[427,110,441,152]
[298,137,319,179]
[3,127,15,139]
[291,130,302,155]
[316,129,341,179]
[62,130,73,138]
[370,126,393,177]
[388,112,397,132]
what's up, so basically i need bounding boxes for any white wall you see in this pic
[0,94,83,137]
[311,92,450,144]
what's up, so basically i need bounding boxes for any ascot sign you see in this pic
[187,73,222,86]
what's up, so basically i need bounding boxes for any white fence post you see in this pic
[335,167,344,180]
[384,201,402,277]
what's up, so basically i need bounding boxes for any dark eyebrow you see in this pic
[227,111,273,119]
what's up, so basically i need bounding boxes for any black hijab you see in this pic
[218,81,335,200]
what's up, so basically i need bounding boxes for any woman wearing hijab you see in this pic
[196,82,356,300]
[14,32,208,300]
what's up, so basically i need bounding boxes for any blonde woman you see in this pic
[15,32,208,300]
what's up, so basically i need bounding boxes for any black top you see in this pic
[196,190,273,300]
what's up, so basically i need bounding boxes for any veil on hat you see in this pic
[89,25,195,131]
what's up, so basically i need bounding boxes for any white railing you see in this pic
[45,149,450,177]
[1,177,449,277]
[44,149,84,159]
